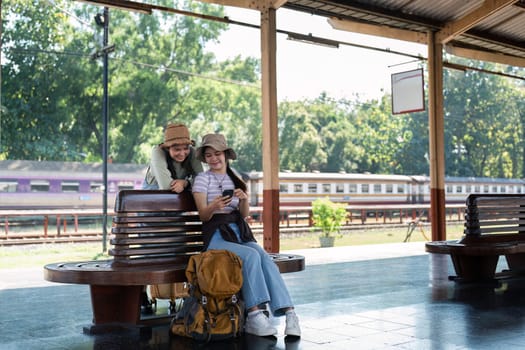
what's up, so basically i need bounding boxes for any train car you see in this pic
[443,176,525,203]
[246,171,525,207]
[246,171,421,206]
[0,160,145,209]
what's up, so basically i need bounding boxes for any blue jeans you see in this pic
[142,182,159,190]
[207,223,294,317]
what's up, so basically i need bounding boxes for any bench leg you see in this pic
[84,285,143,334]
[450,254,499,281]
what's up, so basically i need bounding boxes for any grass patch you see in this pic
[0,243,110,269]
[279,223,464,250]
[0,223,464,269]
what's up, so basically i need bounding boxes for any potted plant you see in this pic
[311,198,348,247]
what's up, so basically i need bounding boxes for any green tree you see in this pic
[278,94,362,172]
[392,110,429,175]
[353,95,409,174]
[87,0,229,164]
[180,56,262,172]
[1,0,81,160]
[278,99,324,172]
[2,0,249,164]
[443,60,524,178]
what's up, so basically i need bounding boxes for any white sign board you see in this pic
[391,68,425,114]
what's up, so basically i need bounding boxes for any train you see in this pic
[246,171,525,207]
[0,160,145,209]
[1,160,524,209]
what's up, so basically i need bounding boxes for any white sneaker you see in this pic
[244,310,278,337]
[285,311,301,337]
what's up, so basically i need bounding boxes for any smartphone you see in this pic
[222,189,234,198]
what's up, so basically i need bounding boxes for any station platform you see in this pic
[2,242,525,349]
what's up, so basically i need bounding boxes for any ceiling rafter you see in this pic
[193,0,286,11]
[446,44,525,67]
[76,0,153,14]
[328,17,428,44]
[436,0,518,44]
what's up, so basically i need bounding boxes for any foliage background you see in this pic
[1,0,525,178]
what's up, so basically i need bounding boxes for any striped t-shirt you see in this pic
[192,170,239,214]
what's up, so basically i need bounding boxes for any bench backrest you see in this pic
[464,194,525,239]
[110,190,203,267]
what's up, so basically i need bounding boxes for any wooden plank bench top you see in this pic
[425,194,525,282]
[44,252,305,285]
[44,190,305,334]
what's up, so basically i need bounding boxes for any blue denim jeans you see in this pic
[207,223,294,317]
[142,182,159,190]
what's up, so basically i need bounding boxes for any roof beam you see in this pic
[446,44,525,68]
[76,0,152,14]
[328,17,427,44]
[436,0,517,44]
[197,0,287,11]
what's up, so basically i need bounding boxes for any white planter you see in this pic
[319,236,335,248]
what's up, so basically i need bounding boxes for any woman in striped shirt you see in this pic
[192,133,301,338]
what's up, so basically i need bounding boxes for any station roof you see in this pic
[81,0,525,67]
[281,0,525,66]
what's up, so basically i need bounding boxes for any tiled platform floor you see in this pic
[2,242,525,349]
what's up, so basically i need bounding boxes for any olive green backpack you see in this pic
[170,249,245,343]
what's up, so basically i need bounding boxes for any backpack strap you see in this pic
[201,296,213,343]
[230,295,242,337]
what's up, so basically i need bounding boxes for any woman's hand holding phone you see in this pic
[222,189,234,198]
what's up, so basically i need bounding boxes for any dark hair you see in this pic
[227,163,247,192]
[163,147,193,178]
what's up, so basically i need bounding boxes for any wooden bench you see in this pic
[425,194,525,282]
[44,190,305,334]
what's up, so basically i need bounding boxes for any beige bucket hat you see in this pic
[196,133,237,161]
[161,123,193,148]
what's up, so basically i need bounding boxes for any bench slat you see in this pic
[111,235,203,246]
[115,190,198,212]
[111,245,203,257]
[110,256,194,268]
[112,225,203,235]
[466,219,525,225]
[474,226,525,234]
[113,215,200,226]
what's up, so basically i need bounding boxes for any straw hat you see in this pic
[161,123,192,148]
[196,134,237,161]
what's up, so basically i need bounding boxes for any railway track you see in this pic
[1,203,465,247]
[0,221,448,246]
[0,232,104,246]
